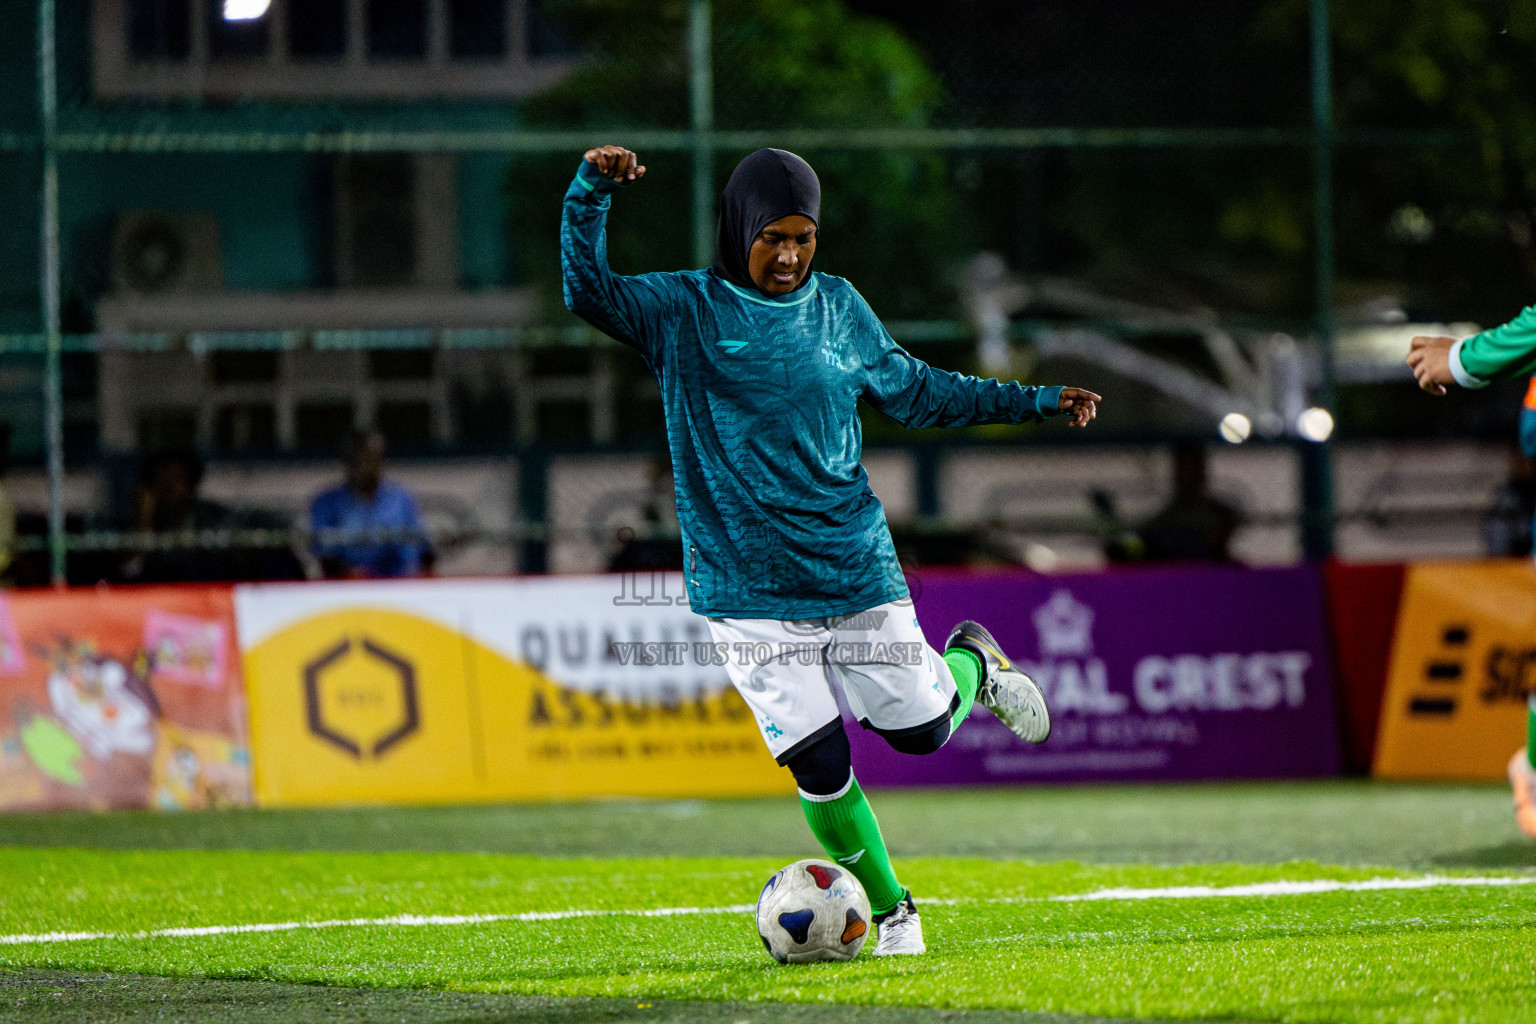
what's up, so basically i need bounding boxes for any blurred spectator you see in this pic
[1092,489,1146,564]
[310,430,433,579]
[1483,449,1536,558]
[119,447,302,583]
[1138,441,1241,563]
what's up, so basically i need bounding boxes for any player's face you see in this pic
[748,215,818,296]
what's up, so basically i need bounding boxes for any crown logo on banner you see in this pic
[1033,589,1095,658]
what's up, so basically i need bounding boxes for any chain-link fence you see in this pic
[3,0,1534,584]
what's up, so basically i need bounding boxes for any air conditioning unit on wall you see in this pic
[110,211,224,294]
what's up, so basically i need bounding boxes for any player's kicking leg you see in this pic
[945,620,1051,744]
[785,727,923,956]
[707,612,922,956]
[1509,694,1536,839]
[820,605,1053,955]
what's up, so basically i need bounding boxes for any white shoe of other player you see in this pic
[872,892,925,956]
[945,620,1052,744]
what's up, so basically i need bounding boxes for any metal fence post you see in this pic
[518,445,549,574]
[1304,0,1337,559]
[38,0,65,584]
[689,0,714,270]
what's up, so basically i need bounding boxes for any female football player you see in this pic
[562,144,1101,954]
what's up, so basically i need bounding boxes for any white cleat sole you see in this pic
[980,669,1052,744]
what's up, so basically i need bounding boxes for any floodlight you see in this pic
[1218,413,1252,444]
[1295,407,1334,443]
[224,0,271,21]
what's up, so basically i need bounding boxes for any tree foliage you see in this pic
[1255,0,1536,317]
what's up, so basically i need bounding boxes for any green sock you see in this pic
[799,773,905,915]
[943,648,982,735]
[1527,694,1536,771]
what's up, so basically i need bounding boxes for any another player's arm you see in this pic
[560,145,669,355]
[853,292,1098,428]
[1408,304,1536,394]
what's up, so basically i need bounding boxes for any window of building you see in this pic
[102,0,578,99]
[376,400,434,449]
[213,403,277,452]
[449,0,506,59]
[296,400,356,451]
[128,0,191,60]
[137,407,199,451]
[368,0,427,59]
[208,2,269,59]
[526,0,576,57]
[210,351,280,384]
[336,155,418,287]
[368,349,435,381]
[289,0,348,58]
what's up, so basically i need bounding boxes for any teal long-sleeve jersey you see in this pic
[561,160,1065,618]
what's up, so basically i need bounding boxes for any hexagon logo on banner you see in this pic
[303,637,420,759]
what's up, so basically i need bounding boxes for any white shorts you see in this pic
[706,600,959,763]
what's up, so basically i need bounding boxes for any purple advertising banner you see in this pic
[849,564,1341,786]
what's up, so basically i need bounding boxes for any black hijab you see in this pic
[712,148,821,294]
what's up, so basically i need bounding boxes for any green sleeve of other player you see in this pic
[1459,304,1536,381]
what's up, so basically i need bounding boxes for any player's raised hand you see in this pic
[1058,388,1101,427]
[583,145,646,183]
[1406,334,1455,395]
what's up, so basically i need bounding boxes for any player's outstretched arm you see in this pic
[853,286,1102,428]
[1408,303,1536,395]
[560,145,669,355]
[1057,388,1100,427]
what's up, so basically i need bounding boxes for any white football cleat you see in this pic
[872,893,925,956]
[946,620,1051,744]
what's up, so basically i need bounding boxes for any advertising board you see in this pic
[0,587,249,810]
[235,576,790,805]
[848,565,1341,786]
[1374,561,1536,780]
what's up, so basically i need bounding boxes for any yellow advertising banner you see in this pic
[237,577,791,805]
[1374,561,1536,780]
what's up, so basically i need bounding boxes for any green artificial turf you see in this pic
[1,847,1533,1023]
[0,781,1528,868]
[0,969,1183,1024]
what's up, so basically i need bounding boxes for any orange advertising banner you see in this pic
[1374,561,1536,780]
[0,586,250,810]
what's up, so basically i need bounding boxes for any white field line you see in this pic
[0,904,755,947]
[1048,874,1536,902]
[2,874,1532,948]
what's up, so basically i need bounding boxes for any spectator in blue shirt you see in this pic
[309,430,432,578]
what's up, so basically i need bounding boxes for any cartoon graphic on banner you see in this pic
[236,577,788,806]
[845,565,1339,786]
[0,588,250,811]
[143,611,228,688]
[1375,561,1536,780]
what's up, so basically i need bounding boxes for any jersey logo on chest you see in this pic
[717,338,750,354]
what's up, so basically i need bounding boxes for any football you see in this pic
[755,858,871,963]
